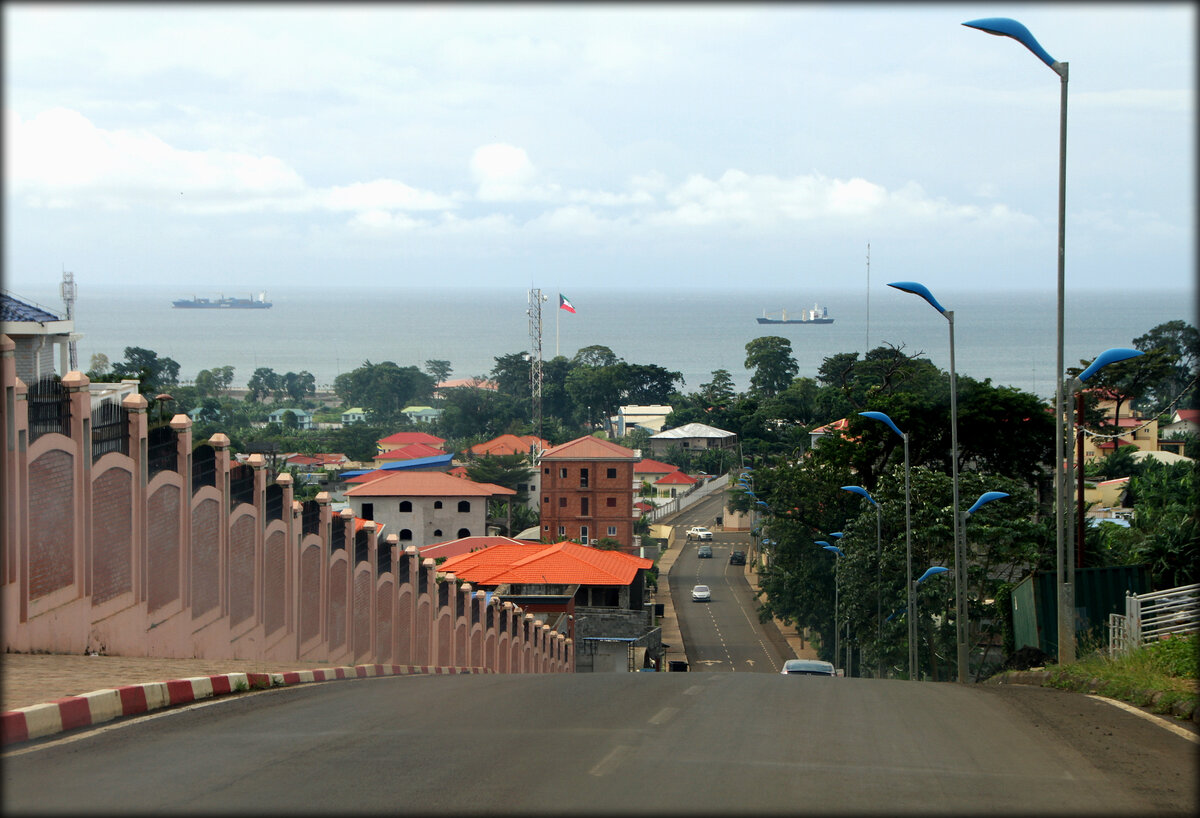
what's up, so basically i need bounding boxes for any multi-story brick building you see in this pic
[539,436,638,547]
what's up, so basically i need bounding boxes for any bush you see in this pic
[1144,632,1199,679]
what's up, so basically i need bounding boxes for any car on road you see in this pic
[696,544,713,558]
[780,659,836,676]
[691,584,711,602]
[686,527,713,541]
[729,550,746,565]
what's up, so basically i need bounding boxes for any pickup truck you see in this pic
[686,527,713,541]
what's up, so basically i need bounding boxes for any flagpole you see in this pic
[556,299,560,357]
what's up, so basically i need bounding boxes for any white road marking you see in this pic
[589,744,629,777]
[1085,695,1200,743]
[648,707,678,725]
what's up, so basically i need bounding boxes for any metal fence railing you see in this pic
[647,473,729,523]
[1108,582,1199,656]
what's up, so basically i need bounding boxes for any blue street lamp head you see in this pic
[829,532,844,539]
[821,544,844,557]
[841,485,879,506]
[888,281,947,315]
[756,500,769,508]
[968,491,1010,515]
[917,566,950,584]
[860,411,904,440]
[963,17,1058,70]
[1078,348,1144,383]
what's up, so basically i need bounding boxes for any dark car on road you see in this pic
[697,544,713,558]
[729,550,746,565]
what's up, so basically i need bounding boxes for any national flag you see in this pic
[559,294,576,313]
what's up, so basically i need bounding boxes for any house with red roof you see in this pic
[633,457,676,492]
[374,442,447,467]
[1160,409,1199,456]
[419,535,528,562]
[376,431,445,452]
[539,435,638,547]
[437,540,659,671]
[653,469,698,500]
[461,433,548,458]
[342,471,515,550]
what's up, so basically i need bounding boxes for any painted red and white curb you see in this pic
[1,663,488,747]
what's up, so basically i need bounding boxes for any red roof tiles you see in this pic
[343,471,515,498]
[377,431,445,449]
[541,435,638,461]
[438,540,652,586]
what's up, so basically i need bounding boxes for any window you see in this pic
[543,495,549,504]
[361,502,373,521]
[559,497,567,507]
[433,529,442,537]
[608,526,617,536]
[581,497,589,515]
[399,500,412,513]
[558,526,565,536]
[580,468,589,487]
[606,497,616,508]
[544,467,550,475]
[543,524,550,531]
[433,501,443,509]
[560,467,568,478]
[580,525,589,541]
[457,500,471,513]
[399,529,413,541]
[607,468,616,479]
[457,528,470,538]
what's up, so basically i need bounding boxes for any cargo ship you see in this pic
[756,304,832,324]
[172,292,272,309]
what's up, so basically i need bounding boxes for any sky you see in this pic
[3,3,1195,296]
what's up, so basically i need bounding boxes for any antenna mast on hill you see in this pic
[527,288,547,438]
[865,243,870,353]
[60,267,78,371]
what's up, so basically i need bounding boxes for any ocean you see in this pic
[7,283,1194,402]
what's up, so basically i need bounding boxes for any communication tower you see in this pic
[60,268,78,372]
[527,288,547,438]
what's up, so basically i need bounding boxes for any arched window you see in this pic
[457,500,471,513]
[433,500,443,509]
[399,529,413,541]
[433,529,443,538]
[399,500,412,513]
[457,528,471,538]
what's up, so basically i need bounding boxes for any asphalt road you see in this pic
[668,491,796,673]
[5,672,1195,815]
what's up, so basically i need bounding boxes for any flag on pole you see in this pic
[559,293,576,313]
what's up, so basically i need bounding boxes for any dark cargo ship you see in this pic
[172,292,272,309]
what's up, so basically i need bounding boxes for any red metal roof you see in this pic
[541,435,638,461]
[376,442,445,461]
[462,434,548,457]
[438,540,652,586]
[344,471,515,498]
[633,458,676,474]
[655,470,697,485]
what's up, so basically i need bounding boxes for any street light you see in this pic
[912,565,950,681]
[963,15,1069,661]
[817,541,844,671]
[888,279,968,684]
[842,485,883,677]
[859,410,915,679]
[960,490,1009,679]
[1062,348,1144,658]
[828,533,850,672]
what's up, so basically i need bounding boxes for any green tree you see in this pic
[88,353,110,378]
[614,362,683,405]
[1100,461,1198,587]
[426,359,453,385]
[491,352,532,399]
[744,336,798,397]
[246,367,281,403]
[1133,320,1199,410]
[283,370,316,403]
[333,360,435,421]
[699,369,737,408]
[572,345,620,368]
[109,347,181,394]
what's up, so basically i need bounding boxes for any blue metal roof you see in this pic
[340,453,455,478]
[1,293,63,323]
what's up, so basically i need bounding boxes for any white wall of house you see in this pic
[345,493,489,549]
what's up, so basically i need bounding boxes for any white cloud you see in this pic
[470,143,560,202]
[324,180,458,212]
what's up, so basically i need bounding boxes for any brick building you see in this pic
[539,436,638,547]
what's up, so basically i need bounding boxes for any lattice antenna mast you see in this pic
[527,288,547,438]
[60,267,78,371]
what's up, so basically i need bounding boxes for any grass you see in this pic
[1041,632,1199,720]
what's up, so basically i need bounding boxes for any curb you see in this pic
[1,663,489,747]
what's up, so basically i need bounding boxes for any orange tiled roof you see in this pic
[541,435,638,461]
[655,470,697,485]
[437,378,498,391]
[377,431,445,449]
[420,535,527,561]
[376,442,445,461]
[344,471,515,498]
[345,469,393,484]
[447,465,470,478]
[438,540,652,586]
[633,458,676,474]
[462,434,548,457]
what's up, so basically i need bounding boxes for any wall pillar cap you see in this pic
[169,414,192,431]
[339,508,355,519]
[246,453,267,469]
[363,520,377,532]
[62,370,89,389]
[314,491,330,504]
[208,432,230,448]
[385,533,399,544]
[421,558,436,569]
[404,545,418,556]
[121,393,149,411]
[0,334,14,353]
[275,472,294,487]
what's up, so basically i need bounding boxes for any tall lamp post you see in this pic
[817,541,844,672]
[912,565,950,681]
[887,280,968,683]
[842,485,883,677]
[1062,348,1144,653]
[963,15,1070,662]
[829,532,849,673]
[860,411,914,679]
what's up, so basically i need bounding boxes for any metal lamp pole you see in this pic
[842,485,883,677]
[963,15,1071,662]
[887,280,968,682]
[912,566,950,680]
[829,532,849,673]
[818,542,844,672]
[860,411,914,679]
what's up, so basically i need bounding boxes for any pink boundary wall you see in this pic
[0,340,572,674]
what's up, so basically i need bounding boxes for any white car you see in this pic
[691,584,711,602]
[780,659,836,676]
[686,527,713,541]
